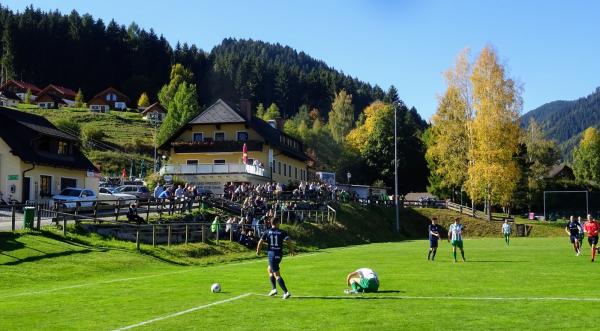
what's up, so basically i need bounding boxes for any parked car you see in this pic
[51,188,96,209]
[113,185,151,201]
[98,187,137,205]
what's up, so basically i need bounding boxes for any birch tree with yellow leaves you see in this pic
[467,46,522,217]
[428,46,522,217]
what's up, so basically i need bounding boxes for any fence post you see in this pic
[115,203,120,222]
[36,204,42,230]
[321,211,324,224]
[136,225,140,251]
[185,224,189,244]
[146,200,151,222]
[216,225,220,243]
[152,225,156,247]
[286,210,290,224]
[63,216,67,236]
[11,205,16,231]
[159,199,164,219]
[202,224,206,243]
[168,225,171,247]
[93,201,99,222]
[229,227,233,242]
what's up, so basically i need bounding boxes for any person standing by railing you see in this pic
[153,183,164,199]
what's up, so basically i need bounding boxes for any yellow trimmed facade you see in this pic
[0,138,99,202]
[160,99,308,193]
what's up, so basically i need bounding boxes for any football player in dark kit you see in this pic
[564,215,582,256]
[256,217,294,299]
[428,218,441,261]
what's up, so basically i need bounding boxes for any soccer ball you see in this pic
[211,283,221,293]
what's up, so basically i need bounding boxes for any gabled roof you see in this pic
[0,90,21,101]
[0,107,97,171]
[188,99,246,124]
[0,80,42,94]
[91,87,131,103]
[547,163,574,178]
[141,102,167,115]
[159,99,307,161]
[37,84,77,99]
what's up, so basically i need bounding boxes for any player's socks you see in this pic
[428,251,432,260]
[432,250,437,261]
[593,248,597,262]
[453,251,457,262]
[277,277,288,293]
[461,251,465,261]
[269,275,276,290]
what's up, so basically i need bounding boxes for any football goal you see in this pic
[543,190,588,221]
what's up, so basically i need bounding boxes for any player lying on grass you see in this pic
[256,217,294,299]
[345,268,379,294]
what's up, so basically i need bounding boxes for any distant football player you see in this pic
[428,218,441,260]
[256,217,294,299]
[564,215,582,256]
[502,220,512,246]
[448,217,466,262]
[583,214,599,262]
[345,268,379,294]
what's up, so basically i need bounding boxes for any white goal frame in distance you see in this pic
[543,190,589,221]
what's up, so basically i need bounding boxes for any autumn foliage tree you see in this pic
[572,127,600,183]
[328,89,355,143]
[138,92,150,108]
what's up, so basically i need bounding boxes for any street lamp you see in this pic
[148,111,161,173]
[347,171,351,185]
[393,103,400,233]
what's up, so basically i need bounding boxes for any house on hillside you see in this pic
[0,91,22,107]
[88,87,130,113]
[141,102,167,122]
[546,163,575,181]
[35,84,77,109]
[159,99,308,194]
[0,107,99,202]
[0,80,41,102]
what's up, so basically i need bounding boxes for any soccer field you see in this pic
[0,236,596,330]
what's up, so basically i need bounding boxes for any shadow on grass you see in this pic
[0,248,98,266]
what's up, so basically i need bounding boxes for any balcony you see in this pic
[160,163,270,178]
[171,140,263,153]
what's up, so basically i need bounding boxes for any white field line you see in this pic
[112,293,252,331]
[0,249,325,299]
[288,294,600,302]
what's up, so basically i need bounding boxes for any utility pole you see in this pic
[394,103,400,233]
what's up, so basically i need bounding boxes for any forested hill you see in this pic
[521,87,600,158]
[0,6,388,118]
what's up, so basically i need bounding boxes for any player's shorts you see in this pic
[429,238,438,248]
[267,251,282,272]
[588,236,599,246]
[451,240,463,248]
[570,234,579,243]
[351,277,379,293]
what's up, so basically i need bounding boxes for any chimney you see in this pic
[240,99,252,120]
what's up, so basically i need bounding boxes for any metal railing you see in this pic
[160,163,270,177]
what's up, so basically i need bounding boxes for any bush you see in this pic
[81,125,106,143]
[54,119,81,137]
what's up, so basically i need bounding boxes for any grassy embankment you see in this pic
[2,204,565,266]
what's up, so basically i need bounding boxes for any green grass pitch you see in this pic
[0,235,596,330]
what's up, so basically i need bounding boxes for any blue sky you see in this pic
[3,0,600,119]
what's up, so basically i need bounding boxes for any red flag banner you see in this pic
[242,143,248,164]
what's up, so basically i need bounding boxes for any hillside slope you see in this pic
[521,87,600,159]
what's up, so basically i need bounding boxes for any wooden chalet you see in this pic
[88,87,130,113]
[36,84,77,109]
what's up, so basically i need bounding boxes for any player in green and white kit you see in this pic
[502,220,512,246]
[345,268,379,294]
[447,218,466,262]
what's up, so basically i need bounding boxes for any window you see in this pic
[40,175,52,197]
[295,167,297,179]
[112,94,117,101]
[278,162,281,174]
[283,163,286,176]
[237,131,248,142]
[214,132,225,141]
[247,158,254,165]
[60,178,77,191]
[288,165,291,177]
[213,160,225,164]
[58,141,69,155]
[192,132,203,142]
[186,160,198,165]
[105,94,111,101]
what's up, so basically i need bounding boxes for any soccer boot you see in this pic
[268,289,278,296]
[282,292,291,299]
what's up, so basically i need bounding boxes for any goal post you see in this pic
[543,190,589,221]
